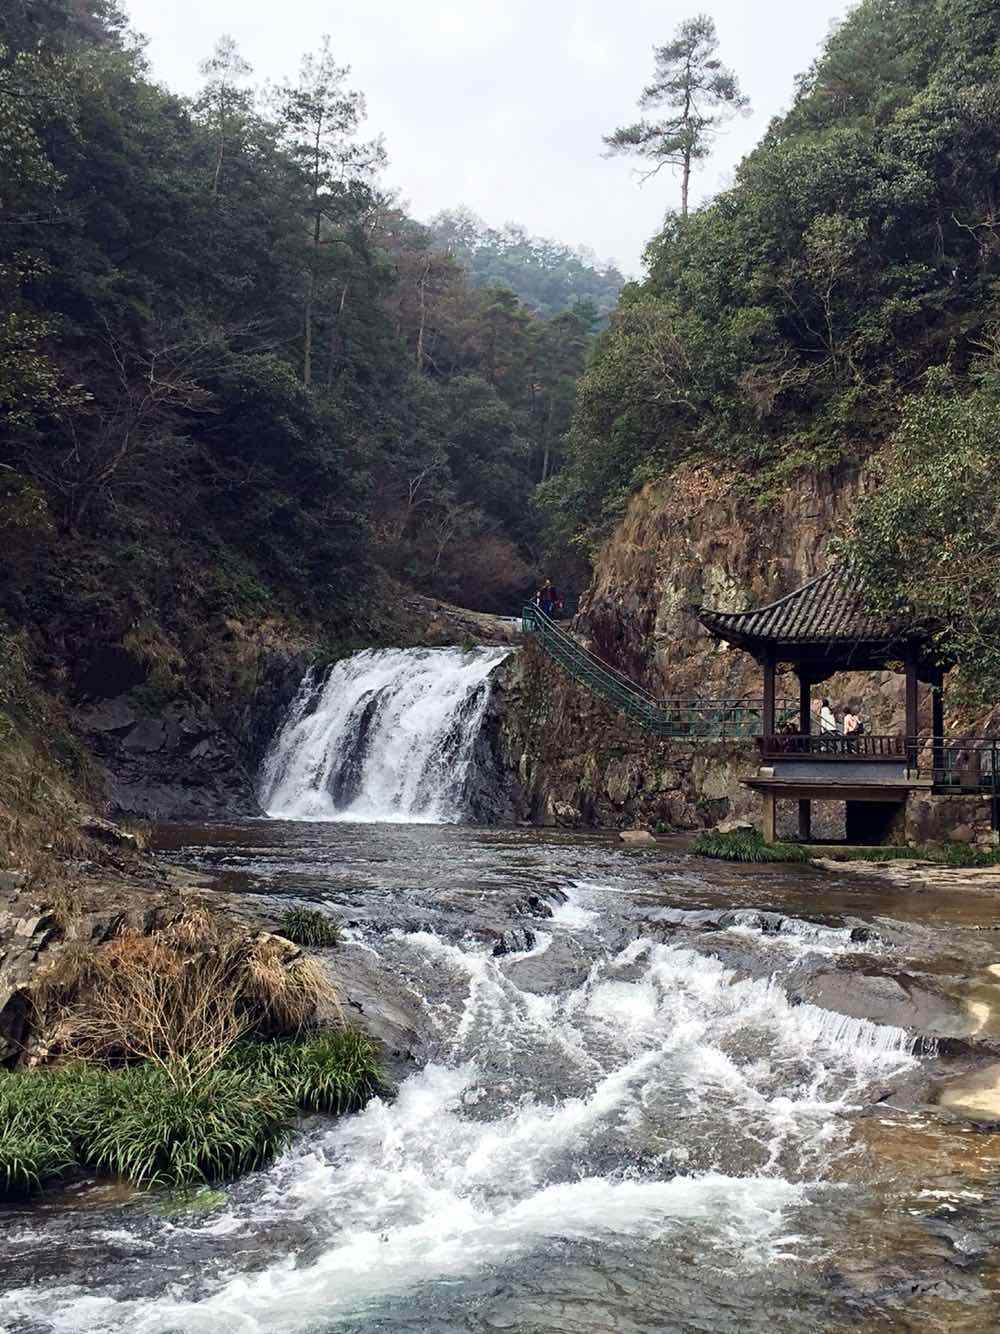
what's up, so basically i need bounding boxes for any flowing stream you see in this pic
[259,648,509,823]
[4,657,1000,1331]
[5,821,1000,1332]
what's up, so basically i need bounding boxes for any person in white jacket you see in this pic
[820,699,837,733]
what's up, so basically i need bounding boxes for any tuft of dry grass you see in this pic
[35,909,339,1089]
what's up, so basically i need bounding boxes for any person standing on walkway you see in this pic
[536,578,561,617]
[820,698,837,734]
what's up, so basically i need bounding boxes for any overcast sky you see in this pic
[123,0,854,276]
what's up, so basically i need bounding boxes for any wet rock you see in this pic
[797,970,973,1040]
[620,830,655,845]
[934,1062,1000,1124]
[76,694,261,820]
[331,947,426,1081]
[491,928,536,957]
[516,889,567,919]
[850,925,882,944]
[504,935,595,996]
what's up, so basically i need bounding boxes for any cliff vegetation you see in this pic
[545,0,1000,700]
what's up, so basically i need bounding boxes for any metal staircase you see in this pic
[521,605,792,740]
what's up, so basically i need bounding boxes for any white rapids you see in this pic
[259,647,509,823]
[1,890,919,1334]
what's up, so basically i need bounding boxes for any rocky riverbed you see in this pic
[4,822,1000,1332]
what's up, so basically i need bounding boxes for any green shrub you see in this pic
[831,842,1000,868]
[226,1031,384,1115]
[0,1133,74,1197]
[829,845,926,862]
[278,907,342,948]
[0,1067,81,1196]
[692,829,812,864]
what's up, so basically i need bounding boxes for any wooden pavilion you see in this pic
[697,567,950,844]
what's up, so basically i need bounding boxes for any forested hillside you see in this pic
[546,0,1000,701]
[0,0,595,662]
[428,209,624,323]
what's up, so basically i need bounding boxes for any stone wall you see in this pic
[494,642,763,830]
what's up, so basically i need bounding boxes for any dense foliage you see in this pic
[0,0,598,714]
[843,360,1000,705]
[547,0,1000,680]
[278,906,342,947]
[428,208,624,323]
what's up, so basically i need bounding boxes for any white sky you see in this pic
[123,0,854,276]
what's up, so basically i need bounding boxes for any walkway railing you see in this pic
[912,736,1000,790]
[522,605,795,739]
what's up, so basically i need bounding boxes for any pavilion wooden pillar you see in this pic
[931,667,945,776]
[760,651,778,845]
[762,650,777,742]
[762,792,777,845]
[904,650,919,768]
[797,669,812,842]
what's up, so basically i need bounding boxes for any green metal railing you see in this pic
[522,604,794,740]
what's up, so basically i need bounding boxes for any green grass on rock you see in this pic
[0,1031,382,1200]
[278,907,342,947]
[692,829,812,864]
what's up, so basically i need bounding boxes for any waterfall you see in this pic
[259,646,510,823]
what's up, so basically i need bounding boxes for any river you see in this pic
[3,819,1000,1333]
[3,646,1000,1331]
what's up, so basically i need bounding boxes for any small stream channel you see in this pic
[4,821,1000,1333]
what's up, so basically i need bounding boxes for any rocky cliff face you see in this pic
[496,463,939,834]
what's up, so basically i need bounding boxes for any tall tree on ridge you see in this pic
[195,35,253,197]
[604,14,749,217]
[275,37,385,386]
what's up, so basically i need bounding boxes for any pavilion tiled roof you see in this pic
[697,566,902,646]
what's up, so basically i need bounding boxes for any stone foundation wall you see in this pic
[905,792,997,846]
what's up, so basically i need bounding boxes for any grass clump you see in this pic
[278,907,342,948]
[226,1031,383,1114]
[935,841,1000,869]
[75,1065,294,1187]
[692,829,812,864]
[828,842,1000,867]
[0,1031,383,1199]
[829,845,926,862]
[36,908,339,1075]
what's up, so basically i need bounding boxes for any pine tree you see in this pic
[604,14,748,217]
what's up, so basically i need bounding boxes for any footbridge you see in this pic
[521,605,793,741]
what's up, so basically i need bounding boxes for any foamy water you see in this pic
[0,911,918,1334]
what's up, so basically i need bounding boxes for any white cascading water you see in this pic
[0,886,919,1334]
[259,646,509,823]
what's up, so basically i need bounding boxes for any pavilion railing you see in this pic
[522,604,797,739]
[758,734,906,760]
[757,733,1000,790]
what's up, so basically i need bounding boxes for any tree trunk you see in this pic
[681,68,693,219]
[327,283,349,389]
[303,209,321,387]
[415,256,430,372]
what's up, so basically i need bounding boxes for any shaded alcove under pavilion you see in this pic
[696,567,951,845]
